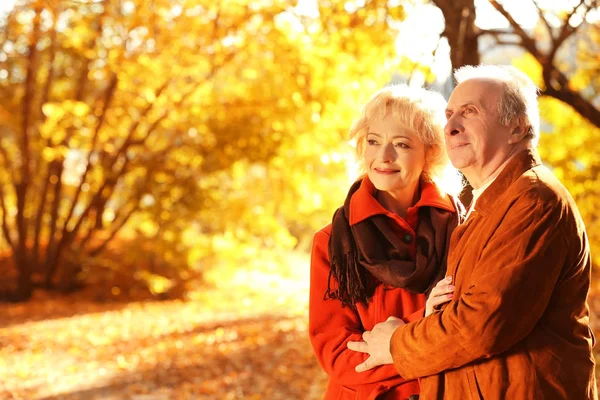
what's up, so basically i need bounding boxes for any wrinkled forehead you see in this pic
[448,78,503,109]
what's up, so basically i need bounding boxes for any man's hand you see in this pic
[347,316,405,372]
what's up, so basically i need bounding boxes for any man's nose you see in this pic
[444,114,463,136]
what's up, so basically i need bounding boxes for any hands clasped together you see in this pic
[347,276,455,372]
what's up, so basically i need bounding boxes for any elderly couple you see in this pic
[308,65,598,400]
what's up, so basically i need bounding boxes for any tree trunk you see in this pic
[15,249,33,301]
[433,0,480,72]
[432,0,479,206]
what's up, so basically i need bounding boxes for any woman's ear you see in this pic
[508,116,529,144]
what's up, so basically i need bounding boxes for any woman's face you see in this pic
[364,114,426,198]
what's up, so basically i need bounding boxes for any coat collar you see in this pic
[349,175,457,226]
[473,148,542,216]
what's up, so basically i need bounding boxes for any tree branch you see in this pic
[476,28,511,38]
[488,0,544,59]
[480,38,519,54]
[87,202,140,257]
[43,2,109,283]
[484,0,600,128]
[531,0,554,39]
[42,162,64,285]
[541,65,600,128]
[81,134,178,257]
[68,152,131,255]
[548,0,589,63]
[478,28,520,48]
[33,5,60,268]
[61,73,119,238]
[31,170,50,267]
[16,0,44,271]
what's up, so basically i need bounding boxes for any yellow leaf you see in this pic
[42,103,64,119]
[72,102,89,117]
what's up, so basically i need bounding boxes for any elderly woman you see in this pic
[309,85,463,400]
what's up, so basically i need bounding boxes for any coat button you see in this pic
[403,233,413,244]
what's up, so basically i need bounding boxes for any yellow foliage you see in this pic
[135,270,174,295]
[42,103,64,119]
[0,0,411,295]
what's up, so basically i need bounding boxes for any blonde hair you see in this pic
[349,84,463,196]
[454,65,540,145]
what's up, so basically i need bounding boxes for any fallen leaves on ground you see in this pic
[0,253,328,400]
[3,257,598,400]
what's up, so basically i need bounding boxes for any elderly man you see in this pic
[347,65,598,399]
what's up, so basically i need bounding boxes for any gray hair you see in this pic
[454,65,540,146]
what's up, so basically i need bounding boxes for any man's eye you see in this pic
[464,107,475,114]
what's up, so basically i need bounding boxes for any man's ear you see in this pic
[508,116,529,144]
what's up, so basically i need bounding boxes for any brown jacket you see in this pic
[390,149,597,399]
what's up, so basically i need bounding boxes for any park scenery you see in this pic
[1,0,599,399]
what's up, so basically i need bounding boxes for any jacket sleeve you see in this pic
[308,229,404,385]
[390,189,568,379]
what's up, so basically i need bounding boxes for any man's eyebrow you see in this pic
[446,102,480,113]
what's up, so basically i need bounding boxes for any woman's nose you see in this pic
[378,143,395,162]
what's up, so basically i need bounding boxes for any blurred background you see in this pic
[0,0,598,399]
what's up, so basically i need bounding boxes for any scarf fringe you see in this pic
[325,253,373,309]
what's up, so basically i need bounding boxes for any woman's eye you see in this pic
[367,139,378,145]
[395,142,410,149]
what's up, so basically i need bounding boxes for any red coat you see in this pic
[309,178,458,400]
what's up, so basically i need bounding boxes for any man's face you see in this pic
[444,78,513,176]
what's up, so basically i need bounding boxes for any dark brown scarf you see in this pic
[325,179,463,309]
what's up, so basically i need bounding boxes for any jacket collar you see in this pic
[473,148,542,216]
[349,175,457,226]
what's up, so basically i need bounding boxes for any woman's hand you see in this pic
[425,276,454,316]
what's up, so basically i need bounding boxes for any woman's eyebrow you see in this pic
[367,132,413,140]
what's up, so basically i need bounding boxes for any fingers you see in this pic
[433,275,452,289]
[347,340,369,353]
[362,330,371,342]
[430,282,455,298]
[426,277,456,316]
[355,356,376,372]
[429,293,454,307]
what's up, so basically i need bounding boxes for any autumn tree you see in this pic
[0,0,304,300]
[429,0,600,263]
[432,0,599,127]
[0,0,409,301]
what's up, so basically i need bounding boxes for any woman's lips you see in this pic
[374,168,399,175]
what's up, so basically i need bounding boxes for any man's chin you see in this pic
[448,158,472,171]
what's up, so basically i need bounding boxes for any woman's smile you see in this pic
[374,167,400,175]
